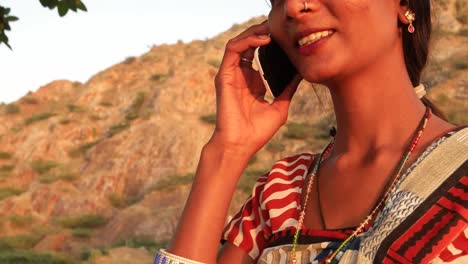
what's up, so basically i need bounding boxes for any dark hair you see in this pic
[401,0,447,120]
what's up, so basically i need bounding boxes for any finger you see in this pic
[236,22,270,61]
[221,22,270,64]
[271,75,302,114]
[221,35,271,71]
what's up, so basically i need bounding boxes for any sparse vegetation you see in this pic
[0,152,12,159]
[79,249,92,261]
[460,28,468,36]
[455,0,468,24]
[108,193,128,208]
[236,169,268,194]
[447,109,468,125]
[71,228,92,239]
[108,192,141,209]
[435,94,450,105]
[24,112,55,126]
[9,214,34,227]
[99,101,113,107]
[151,173,195,191]
[125,92,146,120]
[284,122,314,140]
[0,172,11,179]
[10,124,23,133]
[68,140,100,158]
[453,59,468,70]
[266,140,286,153]
[248,155,258,166]
[432,91,468,126]
[0,188,23,201]
[123,56,136,64]
[57,214,108,229]
[0,234,42,250]
[88,114,103,121]
[110,236,168,253]
[207,58,222,68]
[66,104,85,113]
[4,103,20,114]
[0,164,14,172]
[314,114,337,139]
[151,73,168,82]
[31,160,59,174]
[59,118,72,125]
[284,115,335,141]
[39,172,78,184]
[0,250,76,264]
[22,97,39,104]
[230,23,242,31]
[200,113,217,124]
[106,122,130,137]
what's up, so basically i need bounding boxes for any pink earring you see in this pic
[405,9,416,33]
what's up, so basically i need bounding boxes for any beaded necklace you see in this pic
[290,108,431,264]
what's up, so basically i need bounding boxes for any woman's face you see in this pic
[268,0,403,85]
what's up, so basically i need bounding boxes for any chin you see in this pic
[299,66,339,85]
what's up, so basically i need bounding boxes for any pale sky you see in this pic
[0,0,270,103]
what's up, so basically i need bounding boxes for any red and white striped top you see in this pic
[222,153,315,260]
[221,131,468,264]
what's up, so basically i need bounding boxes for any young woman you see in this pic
[155,0,467,263]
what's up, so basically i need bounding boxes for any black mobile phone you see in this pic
[253,39,298,98]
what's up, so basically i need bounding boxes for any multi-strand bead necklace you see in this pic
[290,107,432,264]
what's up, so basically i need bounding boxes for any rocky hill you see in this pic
[0,2,467,263]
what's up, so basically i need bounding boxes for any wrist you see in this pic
[203,136,254,165]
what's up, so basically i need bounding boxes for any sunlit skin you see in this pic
[269,0,401,86]
[167,0,456,263]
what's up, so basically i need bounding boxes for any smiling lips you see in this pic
[298,30,334,47]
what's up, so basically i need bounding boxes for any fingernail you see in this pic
[258,35,270,39]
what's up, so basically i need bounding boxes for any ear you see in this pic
[397,0,411,25]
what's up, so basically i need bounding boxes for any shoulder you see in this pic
[255,152,316,195]
[268,152,317,177]
[247,152,317,195]
[254,152,317,208]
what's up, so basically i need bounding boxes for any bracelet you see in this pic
[154,249,206,264]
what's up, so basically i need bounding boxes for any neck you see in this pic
[326,52,426,156]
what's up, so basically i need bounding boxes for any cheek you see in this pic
[268,11,283,40]
[343,0,370,11]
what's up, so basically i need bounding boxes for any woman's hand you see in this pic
[210,22,302,158]
[167,23,302,262]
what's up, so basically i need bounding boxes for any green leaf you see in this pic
[0,33,12,50]
[39,0,56,9]
[39,0,49,7]
[77,1,87,11]
[66,0,77,11]
[6,16,18,22]
[4,41,11,49]
[57,2,69,17]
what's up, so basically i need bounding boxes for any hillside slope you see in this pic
[0,3,466,262]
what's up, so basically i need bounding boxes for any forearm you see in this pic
[168,140,251,263]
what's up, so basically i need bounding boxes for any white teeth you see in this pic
[298,30,334,46]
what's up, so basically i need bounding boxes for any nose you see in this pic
[284,0,320,19]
